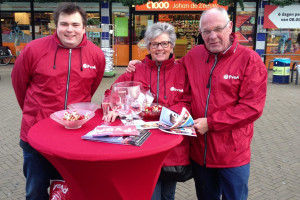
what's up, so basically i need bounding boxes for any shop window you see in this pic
[1,2,31,57]
[158,14,200,59]
[132,14,154,61]
[112,3,130,66]
[135,15,154,44]
[86,14,101,47]
[34,2,99,40]
[112,4,129,45]
[267,29,300,54]
[265,28,300,69]
[34,12,54,39]
[1,12,31,56]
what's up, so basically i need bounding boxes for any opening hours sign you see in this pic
[264,5,300,29]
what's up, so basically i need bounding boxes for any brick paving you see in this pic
[0,64,299,200]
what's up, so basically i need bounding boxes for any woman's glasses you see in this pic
[149,41,171,49]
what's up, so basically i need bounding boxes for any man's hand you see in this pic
[102,111,119,122]
[126,60,141,73]
[193,118,209,135]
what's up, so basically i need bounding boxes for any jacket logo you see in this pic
[224,74,239,80]
[83,64,96,69]
[170,87,183,92]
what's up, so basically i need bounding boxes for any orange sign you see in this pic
[135,0,227,11]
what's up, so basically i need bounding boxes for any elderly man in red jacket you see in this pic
[179,7,267,200]
[127,7,267,200]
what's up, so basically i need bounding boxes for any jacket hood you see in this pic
[142,54,176,101]
[53,30,88,48]
[53,30,88,71]
[143,54,176,70]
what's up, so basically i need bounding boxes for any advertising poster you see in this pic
[115,17,128,37]
[235,15,255,44]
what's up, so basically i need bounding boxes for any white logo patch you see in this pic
[170,87,183,92]
[224,74,239,80]
[83,64,96,69]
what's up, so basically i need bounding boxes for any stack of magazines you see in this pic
[82,125,151,146]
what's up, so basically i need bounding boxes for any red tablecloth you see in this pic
[28,109,183,200]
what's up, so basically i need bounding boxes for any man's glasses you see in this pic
[200,21,230,36]
[149,41,171,49]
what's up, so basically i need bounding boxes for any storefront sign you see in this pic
[135,0,227,11]
[115,17,128,37]
[264,5,300,28]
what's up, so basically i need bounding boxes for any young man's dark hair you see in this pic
[53,2,87,27]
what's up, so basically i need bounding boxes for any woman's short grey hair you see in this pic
[199,7,230,29]
[144,22,176,50]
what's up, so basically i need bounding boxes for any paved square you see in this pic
[0,65,299,199]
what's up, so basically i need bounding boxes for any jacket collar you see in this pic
[143,54,176,70]
[53,30,87,48]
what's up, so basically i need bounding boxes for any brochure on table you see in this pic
[92,125,139,137]
[82,126,151,146]
[158,107,196,137]
[121,118,159,129]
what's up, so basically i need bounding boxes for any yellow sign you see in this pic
[273,66,290,75]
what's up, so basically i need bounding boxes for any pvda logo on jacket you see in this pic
[224,74,239,80]
[83,64,96,69]
[170,87,183,92]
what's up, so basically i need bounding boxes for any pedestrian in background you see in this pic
[11,3,105,200]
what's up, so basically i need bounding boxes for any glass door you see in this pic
[132,14,154,60]
[159,14,201,59]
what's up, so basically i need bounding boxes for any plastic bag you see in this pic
[49,180,70,200]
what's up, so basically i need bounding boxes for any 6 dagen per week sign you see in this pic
[264,5,300,29]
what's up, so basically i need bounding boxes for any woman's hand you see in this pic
[102,111,119,122]
[126,60,141,73]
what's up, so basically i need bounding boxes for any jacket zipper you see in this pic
[156,63,161,103]
[64,49,72,109]
[203,54,218,167]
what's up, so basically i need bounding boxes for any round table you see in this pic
[28,109,183,200]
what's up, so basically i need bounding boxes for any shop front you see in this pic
[131,0,230,64]
[0,2,100,63]
[263,3,300,69]
[1,1,261,67]
[111,0,259,66]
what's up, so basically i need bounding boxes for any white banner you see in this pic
[265,5,300,28]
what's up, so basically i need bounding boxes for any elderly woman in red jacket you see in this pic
[104,22,192,200]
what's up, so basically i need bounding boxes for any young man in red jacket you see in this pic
[127,7,267,200]
[11,3,105,200]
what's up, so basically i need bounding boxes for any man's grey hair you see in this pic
[144,22,176,50]
[199,7,230,29]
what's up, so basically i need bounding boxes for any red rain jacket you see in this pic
[112,54,192,166]
[12,31,105,143]
[179,33,268,168]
